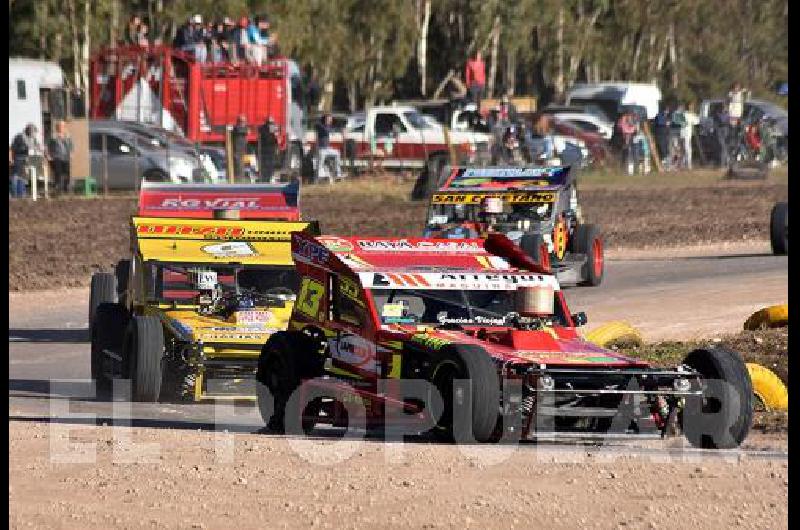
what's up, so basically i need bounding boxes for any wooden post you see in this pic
[225,126,235,184]
[102,133,109,195]
[642,121,663,172]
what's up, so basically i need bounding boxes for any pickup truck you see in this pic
[302,105,492,177]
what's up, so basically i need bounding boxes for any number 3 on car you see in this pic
[296,278,325,318]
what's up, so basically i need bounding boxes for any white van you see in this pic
[566,82,662,121]
[8,58,66,144]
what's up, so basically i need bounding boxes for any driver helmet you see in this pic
[515,285,554,317]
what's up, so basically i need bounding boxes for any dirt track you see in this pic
[8,179,787,291]
[7,420,788,529]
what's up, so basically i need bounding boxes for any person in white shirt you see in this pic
[727,82,749,125]
[680,103,700,170]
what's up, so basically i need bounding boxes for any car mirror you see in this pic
[571,312,587,327]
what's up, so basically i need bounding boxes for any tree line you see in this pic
[9,0,788,111]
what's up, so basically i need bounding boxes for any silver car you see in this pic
[89,122,203,189]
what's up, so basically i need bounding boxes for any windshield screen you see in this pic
[404,111,433,129]
[147,263,299,304]
[370,288,566,327]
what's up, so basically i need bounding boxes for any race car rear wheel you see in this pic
[115,259,131,307]
[124,315,165,402]
[681,346,753,449]
[429,344,500,443]
[256,331,324,432]
[89,272,117,328]
[575,224,604,286]
[770,201,787,255]
[91,302,129,398]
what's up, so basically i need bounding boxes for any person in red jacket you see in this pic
[465,50,486,110]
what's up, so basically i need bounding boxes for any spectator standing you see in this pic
[670,104,687,169]
[231,115,249,180]
[315,114,342,180]
[174,15,207,63]
[138,22,150,47]
[680,103,700,170]
[249,16,272,65]
[726,82,749,126]
[258,117,279,182]
[219,17,236,62]
[653,105,671,165]
[465,51,486,110]
[47,120,74,194]
[123,15,142,46]
[10,124,43,197]
[231,17,251,64]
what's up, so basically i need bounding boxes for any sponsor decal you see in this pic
[138,223,245,238]
[361,272,559,291]
[201,241,258,258]
[430,192,556,204]
[459,167,565,178]
[331,334,377,371]
[436,314,506,326]
[234,310,274,326]
[296,278,325,318]
[157,197,283,210]
[294,238,331,265]
[356,239,485,253]
[410,333,450,351]
[318,237,355,252]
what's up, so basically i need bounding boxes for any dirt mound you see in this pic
[8,179,787,291]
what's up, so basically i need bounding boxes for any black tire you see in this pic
[770,202,788,255]
[429,344,500,443]
[682,346,753,449]
[256,331,325,431]
[519,233,546,265]
[115,259,131,307]
[574,224,604,286]
[89,272,117,328]
[124,315,164,402]
[90,302,129,397]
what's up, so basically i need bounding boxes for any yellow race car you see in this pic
[89,182,318,402]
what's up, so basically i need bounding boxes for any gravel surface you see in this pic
[8,421,788,529]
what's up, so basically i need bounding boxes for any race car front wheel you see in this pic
[256,331,324,433]
[682,346,753,449]
[89,272,117,328]
[91,302,129,398]
[770,201,787,255]
[428,344,500,443]
[124,315,165,402]
[575,224,604,286]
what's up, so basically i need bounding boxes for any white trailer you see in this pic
[8,58,65,145]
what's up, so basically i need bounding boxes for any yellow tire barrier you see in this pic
[746,363,788,411]
[743,304,788,330]
[584,321,644,348]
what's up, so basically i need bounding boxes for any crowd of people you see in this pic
[9,121,74,198]
[122,12,279,66]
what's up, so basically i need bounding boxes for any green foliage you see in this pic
[9,0,788,109]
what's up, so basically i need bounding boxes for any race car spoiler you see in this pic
[291,232,549,275]
[137,181,300,220]
[440,165,571,191]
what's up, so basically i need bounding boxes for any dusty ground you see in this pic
[8,177,787,291]
[8,421,788,530]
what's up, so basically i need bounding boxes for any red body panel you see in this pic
[137,182,300,220]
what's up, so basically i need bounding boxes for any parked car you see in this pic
[89,121,203,189]
[549,112,613,140]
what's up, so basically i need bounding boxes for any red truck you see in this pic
[89,46,304,170]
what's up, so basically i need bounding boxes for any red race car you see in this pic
[255,232,752,448]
